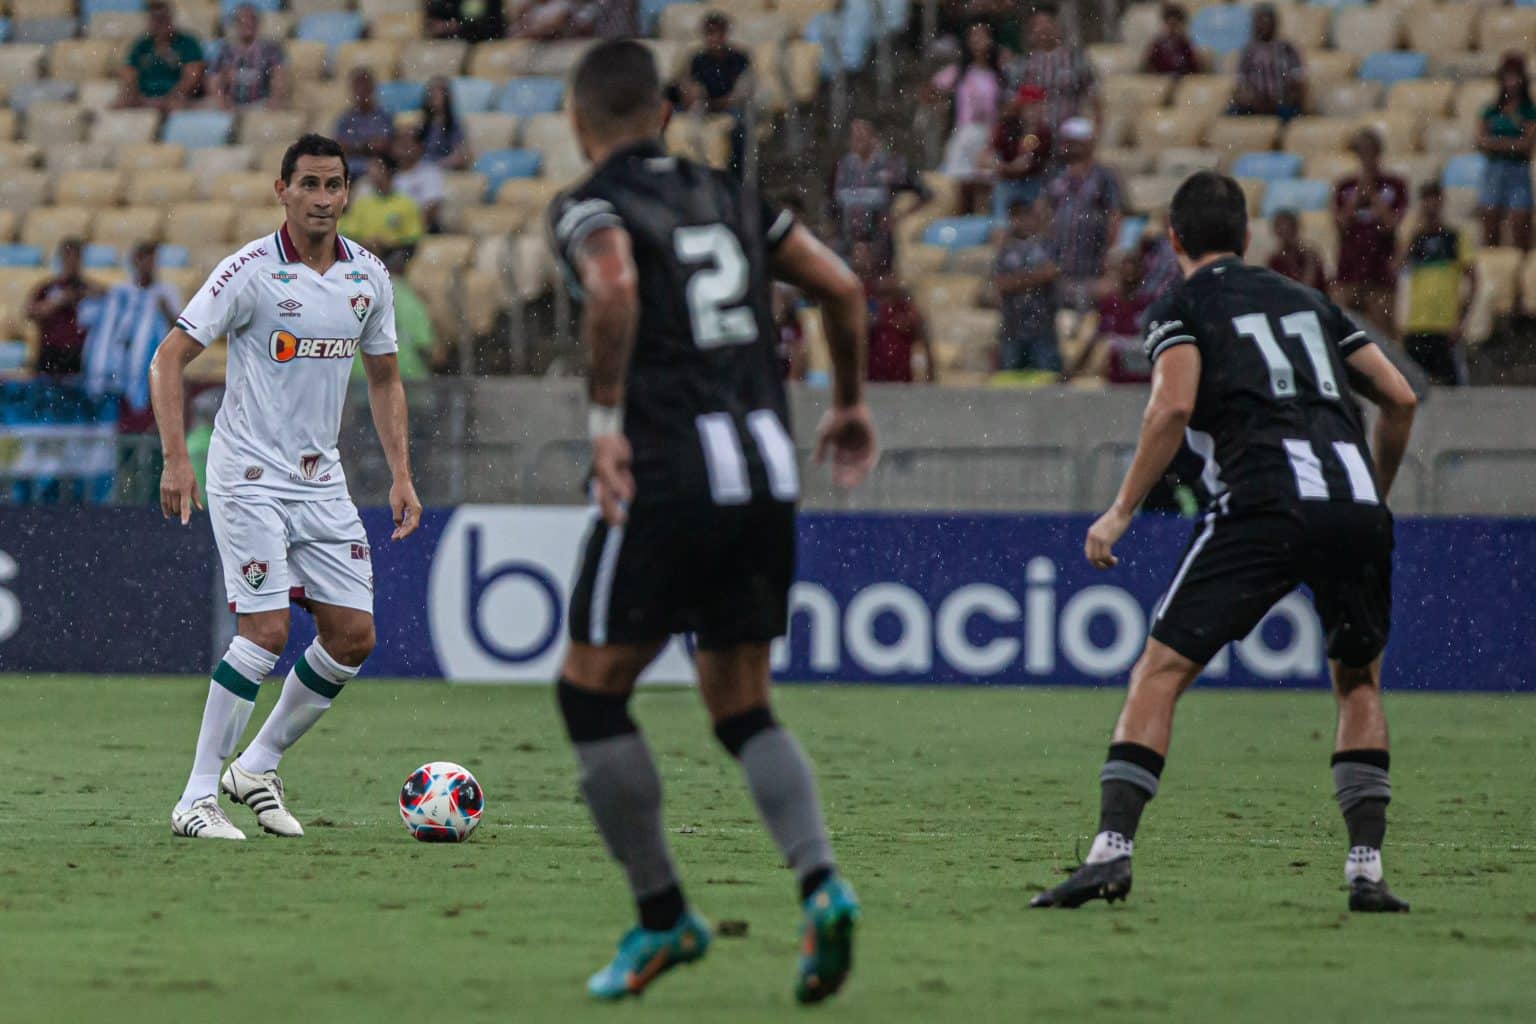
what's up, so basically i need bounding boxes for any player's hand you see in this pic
[813,403,879,489]
[1085,505,1132,570]
[591,433,634,527]
[389,478,422,541]
[160,454,202,526]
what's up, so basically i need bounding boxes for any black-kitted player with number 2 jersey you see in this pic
[1030,171,1419,913]
[547,40,878,1003]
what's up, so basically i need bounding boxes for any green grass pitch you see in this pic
[3,676,1532,1023]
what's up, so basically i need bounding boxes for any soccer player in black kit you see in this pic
[1030,172,1419,913]
[547,40,878,1002]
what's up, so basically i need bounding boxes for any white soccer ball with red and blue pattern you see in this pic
[399,761,483,843]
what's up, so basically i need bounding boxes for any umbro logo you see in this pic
[271,271,298,283]
[277,298,302,317]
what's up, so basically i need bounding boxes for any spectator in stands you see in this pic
[118,0,205,112]
[1010,3,1100,134]
[1229,4,1305,121]
[81,242,181,435]
[1071,249,1153,383]
[830,117,931,272]
[930,22,1005,210]
[773,282,808,383]
[994,198,1061,372]
[426,0,507,44]
[1144,4,1202,79]
[336,68,395,181]
[418,77,469,170]
[1477,54,1536,251]
[393,135,446,233]
[1333,128,1407,336]
[1401,183,1474,386]
[339,155,425,260]
[683,12,753,177]
[989,84,1053,221]
[27,239,102,378]
[1138,220,1181,305]
[353,250,440,381]
[852,242,935,384]
[1044,117,1124,311]
[509,0,630,39]
[208,4,288,110]
[1267,209,1328,292]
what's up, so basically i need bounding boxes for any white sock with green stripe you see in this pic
[236,641,358,775]
[178,636,278,810]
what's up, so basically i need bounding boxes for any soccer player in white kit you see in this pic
[149,134,422,840]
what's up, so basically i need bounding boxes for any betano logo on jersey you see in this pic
[269,330,360,363]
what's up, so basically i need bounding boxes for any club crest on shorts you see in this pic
[240,559,268,591]
[299,453,321,480]
[244,466,263,481]
[349,292,371,323]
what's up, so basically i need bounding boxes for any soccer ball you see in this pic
[399,761,483,843]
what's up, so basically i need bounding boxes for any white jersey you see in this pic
[176,226,397,500]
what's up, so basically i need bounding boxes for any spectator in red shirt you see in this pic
[1267,209,1329,292]
[1332,128,1407,336]
[990,84,1053,220]
[1229,4,1305,120]
[26,238,102,377]
[1065,250,1152,383]
[1144,5,1202,78]
[852,242,934,384]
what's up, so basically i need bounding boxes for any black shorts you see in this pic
[1150,502,1394,668]
[568,499,795,651]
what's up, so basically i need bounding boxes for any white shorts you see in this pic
[208,492,374,615]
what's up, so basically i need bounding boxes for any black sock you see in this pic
[637,884,686,932]
[1331,749,1391,850]
[1344,797,1388,850]
[1097,742,1165,841]
[799,866,834,902]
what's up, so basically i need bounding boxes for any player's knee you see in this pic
[713,704,777,759]
[1129,641,1200,698]
[240,618,289,657]
[320,620,375,667]
[1331,658,1379,697]
[556,677,636,743]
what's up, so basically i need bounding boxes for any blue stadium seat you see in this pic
[0,18,10,42]
[640,0,695,35]
[0,245,43,268]
[223,0,281,14]
[162,110,234,149]
[1191,5,1251,56]
[81,0,144,17]
[449,76,497,114]
[296,12,364,52]
[1358,52,1427,86]
[9,79,77,112]
[807,0,876,77]
[922,216,995,250]
[156,244,190,268]
[1261,179,1332,218]
[377,80,426,118]
[876,0,910,35]
[1231,151,1303,182]
[12,17,79,45]
[81,244,118,269]
[1306,0,1367,8]
[496,77,565,116]
[1442,153,1487,189]
[1116,216,1148,251]
[473,148,542,201]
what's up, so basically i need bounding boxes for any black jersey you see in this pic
[550,140,798,506]
[1143,258,1382,513]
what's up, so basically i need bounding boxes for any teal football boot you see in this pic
[795,876,860,1004]
[586,910,712,1000]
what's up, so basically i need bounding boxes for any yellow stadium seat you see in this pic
[181,1,222,40]
[187,144,255,182]
[659,2,707,40]
[1155,146,1222,178]
[164,203,237,246]
[25,101,88,144]
[53,169,124,207]
[1099,145,1154,175]
[334,41,402,82]
[916,274,982,326]
[162,266,205,302]
[0,142,40,170]
[127,169,197,206]
[1304,52,1359,89]
[210,172,276,207]
[117,142,185,171]
[461,112,519,153]
[285,40,328,82]
[47,38,119,83]
[1172,74,1235,116]
[88,107,159,146]
[452,203,532,237]
[0,109,13,143]
[1245,218,1277,267]
[1314,80,1382,119]
[21,205,94,252]
[0,268,51,317]
[1386,154,1441,191]
[734,12,793,47]
[1086,43,1142,78]
[235,206,282,245]
[1423,118,1475,157]
[238,109,307,149]
[76,78,119,113]
[1453,81,1495,127]
[1126,175,1183,216]
[1135,108,1209,151]
[1465,246,1522,342]
[641,38,691,84]
[290,0,353,14]
[1205,115,1281,157]
[412,234,475,275]
[1283,116,1357,157]
[1355,112,1419,156]
[1386,81,1454,120]
[1403,3,1475,55]
[9,0,73,18]
[1304,151,1358,184]
[400,40,466,82]
[775,0,836,31]
[43,141,112,172]
[1431,51,1499,85]
[1299,211,1339,277]
[0,44,46,89]
[467,40,536,81]
[440,172,489,211]
[1477,9,1536,55]
[1332,8,1402,59]
[1103,73,1171,113]
[1278,6,1330,50]
[521,113,587,183]
[86,11,146,39]
[1442,185,1479,223]
[665,113,733,169]
[372,12,425,41]
[1235,177,1265,217]
[491,176,557,212]
[92,205,166,248]
[1119,2,1162,54]
[360,0,420,18]
[784,40,821,105]
[749,40,787,116]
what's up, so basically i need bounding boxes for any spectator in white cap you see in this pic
[1043,116,1125,310]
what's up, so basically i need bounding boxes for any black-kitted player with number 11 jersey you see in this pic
[1030,171,1420,914]
[546,40,878,1004]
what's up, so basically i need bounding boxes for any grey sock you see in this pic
[738,727,835,879]
[573,732,680,901]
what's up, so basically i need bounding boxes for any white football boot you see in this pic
[170,795,247,840]
[221,761,304,837]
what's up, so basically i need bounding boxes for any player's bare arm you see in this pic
[1344,343,1418,499]
[361,351,421,541]
[148,327,207,525]
[1085,344,1200,569]
[572,224,640,527]
[768,224,879,488]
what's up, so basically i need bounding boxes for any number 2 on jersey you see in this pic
[674,224,756,349]
[1231,311,1340,400]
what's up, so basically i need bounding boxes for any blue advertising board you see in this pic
[3,506,1532,690]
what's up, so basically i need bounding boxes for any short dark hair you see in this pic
[281,133,349,185]
[1170,171,1247,259]
[571,39,662,135]
[372,152,397,174]
[57,237,83,254]
[1419,181,1443,200]
[1162,4,1187,22]
[131,240,158,261]
[702,11,729,31]
[1007,199,1036,216]
[1031,3,1059,19]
